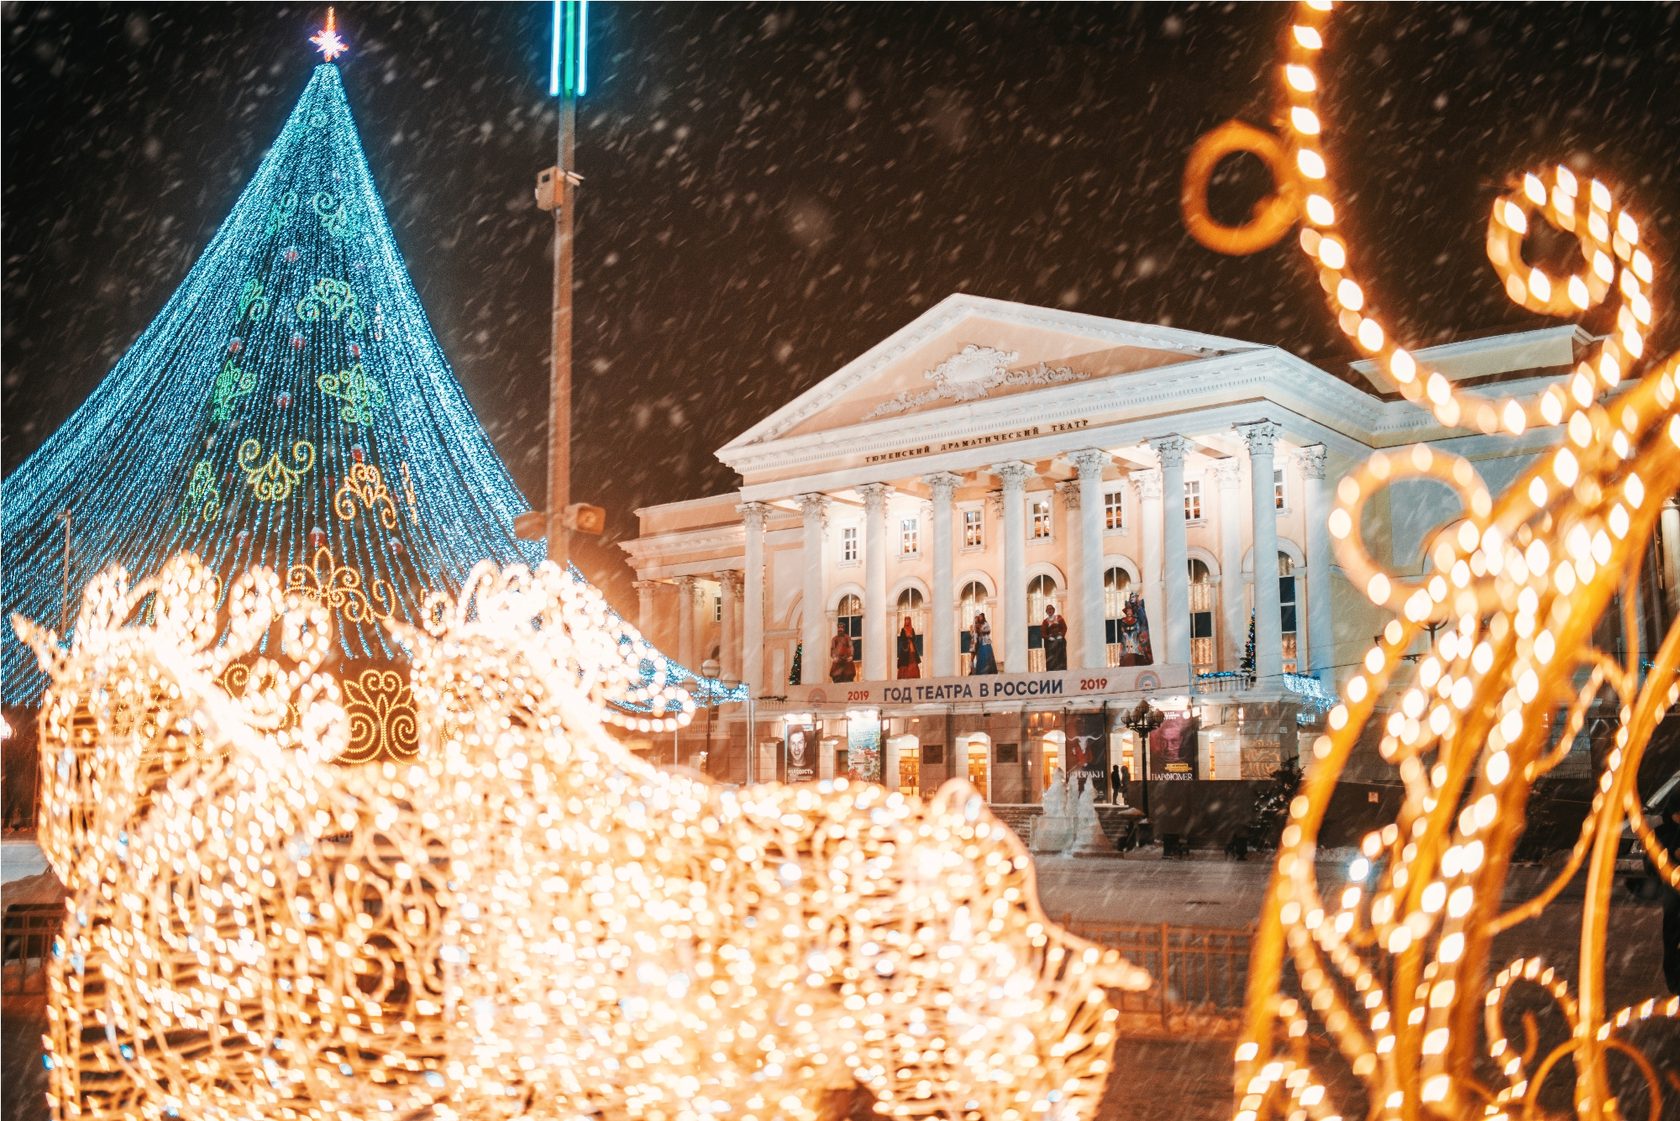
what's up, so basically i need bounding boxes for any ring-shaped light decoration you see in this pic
[1281,0,1656,436]
[1181,120,1303,255]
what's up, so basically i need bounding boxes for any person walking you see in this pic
[969,612,998,675]
[896,617,921,679]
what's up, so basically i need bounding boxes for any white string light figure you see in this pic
[17,555,1149,1121]
[1200,4,1680,1120]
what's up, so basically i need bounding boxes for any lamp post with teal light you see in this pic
[541,0,588,562]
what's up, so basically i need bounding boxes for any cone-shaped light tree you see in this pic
[3,61,731,741]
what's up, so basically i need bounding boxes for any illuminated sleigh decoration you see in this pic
[17,555,1147,1121]
[1177,3,1680,1119]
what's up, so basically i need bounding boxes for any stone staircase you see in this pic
[989,803,1141,850]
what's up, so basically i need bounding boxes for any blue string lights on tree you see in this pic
[1,43,737,735]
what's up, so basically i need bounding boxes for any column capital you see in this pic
[992,461,1034,490]
[1211,458,1244,489]
[1235,419,1283,457]
[632,578,659,592]
[1300,444,1328,480]
[674,574,697,592]
[922,470,964,496]
[1055,479,1081,509]
[716,570,743,595]
[738,500,773,530]
[796,492,832,523]
[859,482,892,515]
[1132,469,1163,500]
[1069,448,1110,479]
[1146,435,1190,469]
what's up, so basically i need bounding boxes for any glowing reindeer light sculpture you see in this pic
[1182,4,1680,1119]
[17,553,1148,1121]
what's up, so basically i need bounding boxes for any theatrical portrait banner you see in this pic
[1064,710,1109,800]
[785,724,817,784]
[1148,711,1199,780]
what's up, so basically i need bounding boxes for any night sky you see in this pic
[4,3,1678,606]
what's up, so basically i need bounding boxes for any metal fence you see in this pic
[1061,917,1253,1035]
[3,902,61,996]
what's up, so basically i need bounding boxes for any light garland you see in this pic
[16,553,1148,1119]
[1195,5,1680,1120]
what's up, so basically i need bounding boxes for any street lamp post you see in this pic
[700,657,720,774]
[1122,698,1164,825]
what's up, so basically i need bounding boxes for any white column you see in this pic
[798,493,830,685]
[1301,446,1334,684]
[1056,479,1082,662]
[1213,460,1245,670]
[740,501,769,696]
[1239,421,1284,682]
[995,461,1034,673]
[1135,469,1164,660]
[1072,450,1109,670]
[675,575,697,669]
[634,579,657,638]
[1661,500,1680,622]
[924,472,961,677]
[1150,435,1191,666]
[718,570,741,681]
[860,482,891,681]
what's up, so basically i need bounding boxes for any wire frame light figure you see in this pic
[17,554,1149,1121]
[1179,4,1680,1119]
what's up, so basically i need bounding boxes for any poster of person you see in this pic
[785,725,817,784]
[1064,710,1109,800]
[1148,711,1198,780]
[1113,592,1153,666]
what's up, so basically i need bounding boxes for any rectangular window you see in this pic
[900,517,920,557]
[963,508,984,549]
[714,594,722,622]
[840,525,858,564]
[1184,479,1203,522]
[1274,467,1287,511]
[1030,497,1052,540]
[1104,490,1124,532]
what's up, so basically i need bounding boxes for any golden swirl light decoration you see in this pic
[284,543,395,625]
[338,666,418,763]
[332,461,399,529]
[237,437,316,502]
[1192,5,1680,1121]
[15,555,1150,1120]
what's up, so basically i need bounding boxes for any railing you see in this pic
[3,902,62,996]
[1061,917,1254,1035]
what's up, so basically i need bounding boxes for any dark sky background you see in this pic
[4,2,1678,608]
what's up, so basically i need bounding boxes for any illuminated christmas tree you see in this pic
[2,55,726,743]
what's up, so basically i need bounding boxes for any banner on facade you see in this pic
[784,724,817,784]
[1064,709,1109,801]
[781,662,1189,710]
[1148,711,1198,780]
[847,711,882,783]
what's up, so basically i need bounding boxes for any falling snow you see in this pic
[4,3,1678,606]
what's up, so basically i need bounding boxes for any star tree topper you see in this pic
[311,7,348,62]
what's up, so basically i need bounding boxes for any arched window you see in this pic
[1188,559,1216,674]
[1026,574,1060,671]
[958,580,989,671]
[1103,567,1131,666]
[836,593,863,642]
[1278,553,1298,673]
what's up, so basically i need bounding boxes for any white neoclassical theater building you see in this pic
[621,294,1677,807]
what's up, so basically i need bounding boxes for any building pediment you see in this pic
[721,294,1259,456]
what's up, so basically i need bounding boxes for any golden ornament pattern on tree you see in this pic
[16,555,1150,1121]
[338,666,418,763]
[1204,5,1680,1121]
[237,437,316,502]
[284,543,395,625]
[316,361,387,424]
[333,461,399,529]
